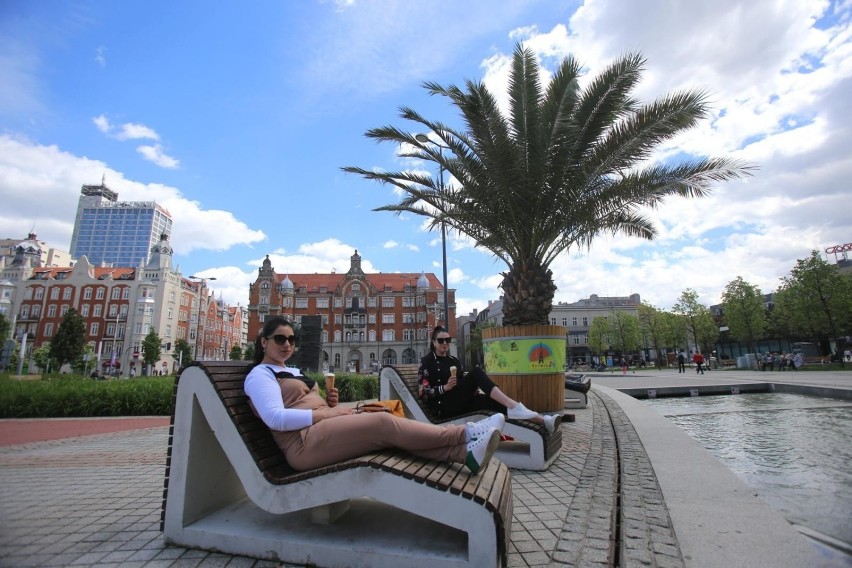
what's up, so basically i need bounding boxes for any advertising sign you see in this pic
[482,337,565,374]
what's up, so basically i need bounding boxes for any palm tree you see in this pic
[343,44,753,326]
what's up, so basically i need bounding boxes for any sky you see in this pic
[1,0,851,317]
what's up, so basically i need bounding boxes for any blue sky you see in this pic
[2,0,850,316]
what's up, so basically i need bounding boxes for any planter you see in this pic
[481,325,566,413]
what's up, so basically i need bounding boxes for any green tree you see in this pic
[243,343,255,361]
[465,321,496,368]
[607,310,641,359]
[49,308,86,368]
[32,341,53,373]
[662,311,688,354]
[229,345,243,360]
[721,276,766,353]
[773,251,852,357]
[173,339,193,368]
[638,303,667,367]
[588,317,609,362]
[0,313,10,341]
[344,45,751,326]
[142,329,162,373]
[673,289,716,354]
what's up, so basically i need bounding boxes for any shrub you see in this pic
[0,374,175,418]
[305,372,379,402]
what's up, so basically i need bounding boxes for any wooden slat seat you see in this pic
[161,360,512,568]
[380,364,567,471]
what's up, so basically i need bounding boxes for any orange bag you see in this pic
[355,400,405,418]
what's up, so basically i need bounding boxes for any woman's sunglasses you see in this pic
[270,334,296,346]
[434,337,452,344]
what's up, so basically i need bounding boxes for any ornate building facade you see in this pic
[2,232,246,375]
[247,251,455,372]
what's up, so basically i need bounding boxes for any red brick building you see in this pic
[247,251,455,372]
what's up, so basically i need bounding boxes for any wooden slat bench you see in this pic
[380,364,568,471]
[161,361,512,568]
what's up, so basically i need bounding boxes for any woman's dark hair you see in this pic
[429,325,447,353]
[252,316,294,364]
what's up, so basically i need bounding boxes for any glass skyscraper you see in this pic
[69,182,173,267]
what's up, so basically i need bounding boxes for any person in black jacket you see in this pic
[418,326,559,433]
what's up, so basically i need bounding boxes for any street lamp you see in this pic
[189,276,217,360]
[415,133,450,331]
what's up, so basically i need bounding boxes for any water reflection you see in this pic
[644,393,852,551]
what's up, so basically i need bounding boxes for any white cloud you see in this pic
[95,46,106,67]
[383,240,398,248]
[136,144,179,169]
[93,114,110,133]
[117,123,159,141]
[406,244,420,252]
[0,135,265,258]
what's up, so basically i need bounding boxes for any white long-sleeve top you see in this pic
[244,363,313,432]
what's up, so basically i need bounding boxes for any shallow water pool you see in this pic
[643,392,852,557]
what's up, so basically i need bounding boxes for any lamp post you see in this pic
[415,133,450,331]
[189,276,217,360]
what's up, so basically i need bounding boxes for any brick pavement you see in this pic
[0,394,685,567]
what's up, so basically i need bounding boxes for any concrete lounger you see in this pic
[380,364,564,471]
[162,361,513,568]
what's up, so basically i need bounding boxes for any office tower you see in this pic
[69,182,173,267]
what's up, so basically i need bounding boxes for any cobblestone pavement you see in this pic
[0,394,683,568]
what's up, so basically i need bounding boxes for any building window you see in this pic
[345,297,352,308]
[368,314,376,324]
[351,283,360,292]
[32,305,41,317]
[574,334,580,344]
[20,305,30,318]
[47,305,57,317]
[382,296,395,308]
[60,305,69,316]
[109,304,117,317]
[50,288,59,300]
[334,298,342,308]
[334,353,341,367]
[382,314,395,324]
[562,318,567,327]
[369,330,376,341]
[403,313,414,323]
[167,308,173,319]
[368,297,376,308]
[80,304,89,317]
[322,331,328,342]
[403,329,412,341]
[91,322,99,336]
[63,288,72,300]
[582,317,588,326]
[122,288,130,299]
[112,288,120,300]
[93,304,102,317]
[96,288,104,300]
[572,317,577,326]
[551,317,556,325]
[317,298,329,309]
[83,288,92,300]
[296,298,308,309]
[334,314,342,324]
[382,330,395,341]
[402,296,414,307]
[283,297,292,307]
[25,288,33,300]
[44,323,53,336]
[334,330,341,342]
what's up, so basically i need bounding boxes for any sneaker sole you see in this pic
[477,430,501,473]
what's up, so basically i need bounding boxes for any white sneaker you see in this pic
[465,428,501,475]
[543,414,561,434]
[507,402,537,420]
[466,413,506,441]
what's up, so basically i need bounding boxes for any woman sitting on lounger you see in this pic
[245,316,504,474]
[417,326,559,433]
